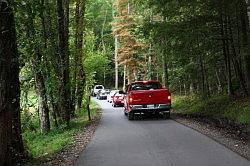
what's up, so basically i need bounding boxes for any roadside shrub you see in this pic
[173,95,250,125]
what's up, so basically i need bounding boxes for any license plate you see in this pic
[147,104,155,108]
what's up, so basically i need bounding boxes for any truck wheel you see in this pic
[163,112,170,119]
[128,112,134,120]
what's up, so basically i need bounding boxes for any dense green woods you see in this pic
[113,0,250,98]
[0,0,250,165]
[113,0,250,123]
[1,0,113,164]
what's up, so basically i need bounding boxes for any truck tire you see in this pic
[128,112,134,120]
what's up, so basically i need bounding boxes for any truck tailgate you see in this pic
[130,89,170,105]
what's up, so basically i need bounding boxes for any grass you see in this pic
[172,94,250,125]
[23,100,100,159]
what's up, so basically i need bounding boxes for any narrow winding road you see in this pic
[74,98,249,166]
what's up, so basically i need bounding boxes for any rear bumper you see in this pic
[113,100,124,105]
[130,104,171,113]
[99,96,107,99]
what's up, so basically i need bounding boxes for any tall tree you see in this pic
[25,2,51,132]
[240,0,250,95]
[75,0,86,110]
[56,0,71,125]
[112,0,143,84]
[0,0,24,165]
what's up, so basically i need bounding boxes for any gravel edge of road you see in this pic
[171,114,249,160]
[40,109,102,166]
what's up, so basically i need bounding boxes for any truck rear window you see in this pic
[95,86,103,89]
[131,82,161,91]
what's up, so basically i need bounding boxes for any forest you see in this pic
[0,0,249,165]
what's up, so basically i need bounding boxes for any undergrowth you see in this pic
[172,95,250,125]
[22,101,99,158]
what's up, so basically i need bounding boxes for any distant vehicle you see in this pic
[92,85,104,96]
[96,89,108,100]
[123,80,171,120]
[105,89,111,94]
[112,91,124,107]
[107,90,119,103]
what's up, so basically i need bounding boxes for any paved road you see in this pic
[75,98,249,166]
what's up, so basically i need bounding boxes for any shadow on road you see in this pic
[129,114,171,121]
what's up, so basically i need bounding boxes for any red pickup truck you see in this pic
[123,80,171,120]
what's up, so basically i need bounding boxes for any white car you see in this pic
[92,85,104,96]
[107,90,119,103]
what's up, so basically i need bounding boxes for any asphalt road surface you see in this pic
[74,98,249,166]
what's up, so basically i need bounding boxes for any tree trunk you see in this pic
[56,0,70,125]
[115,36,119,89]
[123,65,127,90]
[45,0,61,126]
[147,44,153,80]
[50,91,58,127]
[199,54,207,98]
[239,0,250,95]
[0,1,24,164]
[220,13,234,97]
[101,9,108,53]
[148,54,152,80]
[127,68,132,84]
[26,3,50,133]
[184,83,187,96]
[75,0,86,110]
[162,45,169,88]
[36,72,51,132]
[133,68,138,81]
[72,0,81,112]
[228,17,248,96]
[76,68,85,110]
[64,0,73,113]
[162,53,168,88]
[190,82,194,94]
[215,68,222,92]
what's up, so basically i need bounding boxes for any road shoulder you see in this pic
[171,113,249,160]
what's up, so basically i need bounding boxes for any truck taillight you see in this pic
[129,97,133,103]
[168,95,171,100]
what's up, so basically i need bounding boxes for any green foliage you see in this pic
[133,0,249,98]
[84,31,111,88]
[14,0,249,162]
[84,52,110,75]
[23,101,99,158]
[173,95,250,124]
[21,91,39,132]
